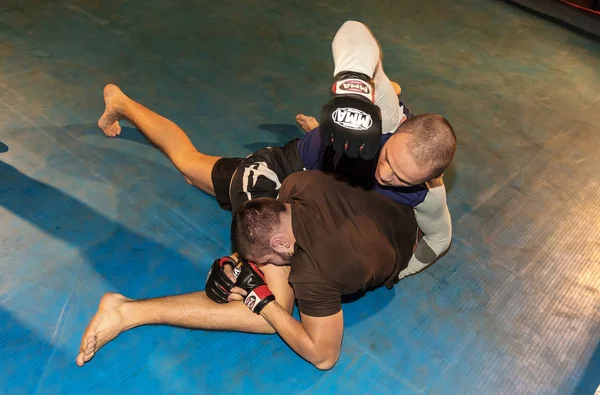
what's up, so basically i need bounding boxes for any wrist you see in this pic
[244,284,275,314]
[332,72,375,102]
[258,299,278,317]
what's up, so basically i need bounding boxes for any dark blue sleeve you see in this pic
[296,100,425,207]
[298,96,413,170]
[400,101,414,120]
[373,184,428,207]
[296,127,324,170]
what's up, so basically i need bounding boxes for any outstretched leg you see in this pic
[98,84,221,195]
[77,264,294,366]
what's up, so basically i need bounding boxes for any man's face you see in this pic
[375,133,431,187]
[248,248,294,266]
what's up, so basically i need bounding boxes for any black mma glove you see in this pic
[205,256,237,304]
[320,71,383,160]
[235,260,275,314]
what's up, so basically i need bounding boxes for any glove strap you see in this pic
[331,72,375,102]
[244,284,275,314]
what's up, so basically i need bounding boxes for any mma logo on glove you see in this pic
[232,265,242,278]
[331,108,373,131]
[333,78,374,102]
[245,294,257,310]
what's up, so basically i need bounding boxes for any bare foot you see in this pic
[98,84,127,137]
[295,114,319,133]
[76,292,132,366]
[390,81,401,96]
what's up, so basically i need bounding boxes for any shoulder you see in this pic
[423,176,448,200]
[415,176,449,214]
[282,170,323,190]
[279,171,312,200]
[426,175,445,189]
[282,170,347,195]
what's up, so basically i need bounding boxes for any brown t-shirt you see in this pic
[278,170,418,317]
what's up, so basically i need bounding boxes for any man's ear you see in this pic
[270,233,290,251]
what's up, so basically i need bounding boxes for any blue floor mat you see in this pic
[1,0,599,393]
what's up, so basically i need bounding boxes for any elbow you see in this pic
[314,359,337,371]
[441,237,451,253]
[435,227,452,254]
[313,353,340,371]
[443,227,453,250]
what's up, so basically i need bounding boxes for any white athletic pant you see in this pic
[332,20,402,134]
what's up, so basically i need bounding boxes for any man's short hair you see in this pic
[398,114,456,179]
[231,198,287,257]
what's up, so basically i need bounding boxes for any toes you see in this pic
[85,341,96,353]
[76,350,95,366]
[102,123,120,137]
[76,353,84,367]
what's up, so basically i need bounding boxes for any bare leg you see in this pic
[98,84,220,195]
[76,264,294,366]
[76,292,269,366]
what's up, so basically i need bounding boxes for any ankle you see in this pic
[119,299,142,331]
[113,97,129,118]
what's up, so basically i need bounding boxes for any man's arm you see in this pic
[260,303,344,370]
[232,261,343,370]
[398,178,452,279]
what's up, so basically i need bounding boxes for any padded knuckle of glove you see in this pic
[320,71,382,160]
[205,256,237,304]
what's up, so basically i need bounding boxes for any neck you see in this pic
[281,204,296,245]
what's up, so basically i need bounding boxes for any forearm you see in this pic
[332,21,380,78]
[331,21,400,133]
[401,239,440,278]
[260,302,331,369]
[400,183,452,278]
[400,222,451,276]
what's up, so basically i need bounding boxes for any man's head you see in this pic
[231,198,296,266]
[375,114,456,187]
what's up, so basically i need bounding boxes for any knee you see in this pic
[341,20,365,29]
[338,20,373,38]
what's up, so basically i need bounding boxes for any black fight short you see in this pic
[210,138,305,212]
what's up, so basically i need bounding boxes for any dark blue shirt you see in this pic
[296,104,428,207]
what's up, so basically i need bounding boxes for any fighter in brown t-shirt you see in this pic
[280,170,417,318]
[225,170,417,369]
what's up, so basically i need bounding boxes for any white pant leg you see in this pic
[332,21,401,134]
